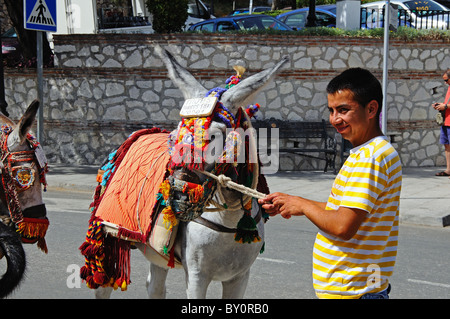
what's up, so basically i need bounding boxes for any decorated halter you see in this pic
[0,125,49,252]
[157,66,263,244]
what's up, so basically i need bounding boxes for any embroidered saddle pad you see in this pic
[95,131,170,242]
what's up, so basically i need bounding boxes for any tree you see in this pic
[271,0,298,10]
[290,0,297,9]
[305,0,317,27]
[146,0,188,33]
[3,0,53,67]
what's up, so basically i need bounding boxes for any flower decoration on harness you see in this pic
[156,168,216,224]
[170,116,213,169]
[12,166,35,190]
[0,124,49,252]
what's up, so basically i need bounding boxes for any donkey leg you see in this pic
[95,286,113,299]
[221,270,250,299]
[146,263,169,299]
[185,271,211,299]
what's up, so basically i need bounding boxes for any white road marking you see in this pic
[257,257,296,265]
[408,279,450,289]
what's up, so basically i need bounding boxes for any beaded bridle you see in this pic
[0,125,49,252]
[157,68,265,244]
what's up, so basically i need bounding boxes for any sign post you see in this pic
[23,0,57,144]
[382,0,390,135]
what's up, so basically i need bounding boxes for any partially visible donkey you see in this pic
[0,100,49,298]
[94,47,288,299]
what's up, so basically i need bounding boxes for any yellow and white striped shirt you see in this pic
[313,136,402,299]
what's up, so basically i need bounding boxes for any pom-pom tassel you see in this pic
[162,206,178,231]
[37,238,48,254]
[188,185,204,204]
[259,242,265,254]
[79,219,110,288]
[234,212,261,244]
[110,238,131,291]
[167,246,176,268]
[245,103,260,118]
[17,217,49,253]
[17,217,49,239]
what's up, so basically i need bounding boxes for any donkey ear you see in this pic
[0,111,16,128]
[154,45,207,100]
[9,100,39,147]
[220,56,289,113]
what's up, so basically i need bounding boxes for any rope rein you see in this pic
[193,169,266,213]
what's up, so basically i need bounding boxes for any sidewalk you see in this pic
[45,164,450,227]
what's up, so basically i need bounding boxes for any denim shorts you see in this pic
[360,285,391,299]
[440,126,450,145]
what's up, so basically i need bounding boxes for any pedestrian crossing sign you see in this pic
[24,0,57,32]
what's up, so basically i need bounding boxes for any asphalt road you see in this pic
[3,189,450,299]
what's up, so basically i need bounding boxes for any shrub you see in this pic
[146,0,188,33]
[188,25,450,42]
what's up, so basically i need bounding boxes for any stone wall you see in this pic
[4,33,450,171]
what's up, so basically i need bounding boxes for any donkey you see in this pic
[93,48,288,299]
[0,100,49,298]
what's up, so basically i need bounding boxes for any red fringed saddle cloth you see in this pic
[79,128,172,291]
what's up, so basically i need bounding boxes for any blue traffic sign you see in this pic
[24,0,57,32]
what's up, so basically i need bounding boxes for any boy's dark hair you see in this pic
[326,68,383,118]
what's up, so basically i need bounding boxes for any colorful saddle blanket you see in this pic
[95,130,170,241]
[80,128,174,291]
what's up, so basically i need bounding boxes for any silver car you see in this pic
[362,0,450,29]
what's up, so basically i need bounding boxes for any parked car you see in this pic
[229,6,272,15]
[188,14,293,32]
[361,0,450,29]
[361,3,413,29]
[1,27,21,64]
[434,0,450,9]
[186,0,215,29]
[276,5,337,29]
[98,0,213,32]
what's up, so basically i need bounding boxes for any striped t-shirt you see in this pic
[313,136,402,299]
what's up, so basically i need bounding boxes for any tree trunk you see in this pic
[291,0,297,9]
[3,0,53,66]
[305,0,317,27]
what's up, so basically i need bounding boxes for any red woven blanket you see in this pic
[95,130,170,242]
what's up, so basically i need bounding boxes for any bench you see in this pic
[252,119,338,173]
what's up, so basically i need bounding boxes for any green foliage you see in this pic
[394,27,450,41]
[292,26,450,40]
[188,25,450,41]
[294,26,385,37]
[146,0,188,33]
[296,26,450,41]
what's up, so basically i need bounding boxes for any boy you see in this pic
[260,68,402,299]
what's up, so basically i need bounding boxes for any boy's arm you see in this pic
[302,205,368,240]
[260,192,367,240]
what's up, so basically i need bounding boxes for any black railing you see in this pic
[361,8,450,30]
[98,7,150,30]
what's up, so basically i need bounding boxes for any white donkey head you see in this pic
[155,46,288,221]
